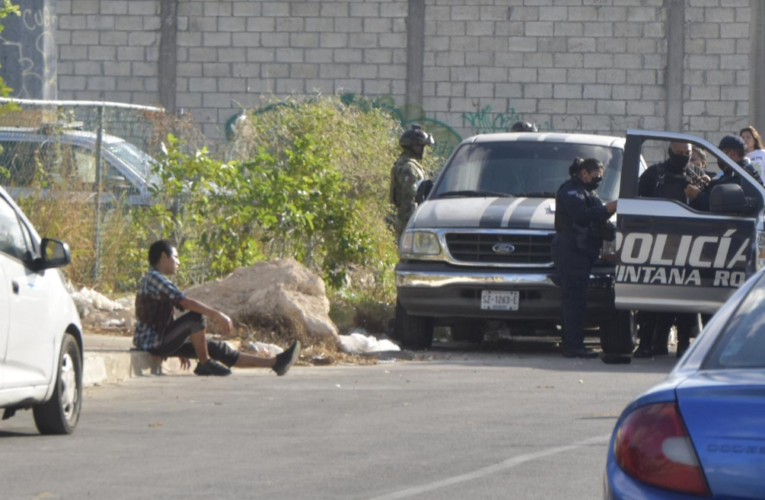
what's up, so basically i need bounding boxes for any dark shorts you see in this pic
[148,312,240,368]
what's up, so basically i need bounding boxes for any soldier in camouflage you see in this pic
[389,124,434,242]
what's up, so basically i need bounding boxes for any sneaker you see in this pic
[194,359,232,376]
[562,348,598,359]
[273,340,301,376]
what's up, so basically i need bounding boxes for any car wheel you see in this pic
[395,300,434,350]
[450,321,485,343]
[33,334,82,435]
[600,310,637,354]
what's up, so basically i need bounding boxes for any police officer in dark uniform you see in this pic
[634,142,703,359]
[691,135,765,213]
[553,158,617,358]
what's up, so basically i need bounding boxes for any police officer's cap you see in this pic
[400,124,435,148]
[510,121,538,133]
[718,135,746,153]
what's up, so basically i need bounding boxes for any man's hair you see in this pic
[569,157,603,176]
[149,239,175,266]
[740,125,764,151]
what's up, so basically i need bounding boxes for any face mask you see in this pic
[585,175,603,191]
[667,149,690,174]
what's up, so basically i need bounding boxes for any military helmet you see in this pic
[510,121,538,133]
[400,124,435,148]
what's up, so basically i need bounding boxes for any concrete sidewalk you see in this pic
[83,334,187,387]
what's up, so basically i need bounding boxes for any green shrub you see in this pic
[229,94,447,302]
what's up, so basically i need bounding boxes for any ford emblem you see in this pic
[492,243,516,254]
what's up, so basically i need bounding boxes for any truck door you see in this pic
[615,130,764,314]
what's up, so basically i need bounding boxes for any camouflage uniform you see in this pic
[389,152,426,241]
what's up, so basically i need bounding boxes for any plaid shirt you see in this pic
[133,268,186,351]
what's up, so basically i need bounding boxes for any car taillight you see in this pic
[614,403,710,497]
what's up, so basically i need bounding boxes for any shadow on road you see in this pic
[415,336,679,375]
[0,430,38,439]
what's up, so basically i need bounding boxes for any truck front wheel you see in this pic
[599,310,637,354]
[394,300,434,350]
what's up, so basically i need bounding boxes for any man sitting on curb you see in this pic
[133,239,300,377]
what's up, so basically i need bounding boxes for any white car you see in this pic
[0,185,83,434]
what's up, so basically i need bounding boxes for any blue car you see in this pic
[605,271,765,499]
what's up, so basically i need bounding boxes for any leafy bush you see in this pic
[229,94,447,301]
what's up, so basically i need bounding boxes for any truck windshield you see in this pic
[434,141,623,200]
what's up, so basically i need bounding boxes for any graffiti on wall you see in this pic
[227,95,561,159]
[339,93,463,160]
[225,93,465,159]
[0,4,57,99]
[461,105,553,134]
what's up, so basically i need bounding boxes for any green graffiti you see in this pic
[461,106,553,134]
[339,93,463,159]
[461,106,521,134]
[228,96,555,155]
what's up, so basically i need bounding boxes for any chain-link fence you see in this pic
[0,97,207,288]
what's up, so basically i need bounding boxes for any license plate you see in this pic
[481,291,519,311]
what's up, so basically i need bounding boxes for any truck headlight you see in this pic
[757,231,765,270]
[400,231,442,257]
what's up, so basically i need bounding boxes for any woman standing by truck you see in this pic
[553,158,617,358]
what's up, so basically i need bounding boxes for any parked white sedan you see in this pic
[0,186,83,434]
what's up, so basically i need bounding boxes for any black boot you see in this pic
[632,345,653,358]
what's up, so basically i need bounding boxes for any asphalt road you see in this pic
[0,340,678,500]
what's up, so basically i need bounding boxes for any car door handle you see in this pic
[11,280,19,294]
[622,218,653,231]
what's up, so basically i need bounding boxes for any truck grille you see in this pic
[445,232,554,265]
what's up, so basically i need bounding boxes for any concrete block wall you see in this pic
[422,0,671,136]
[56,0,754,144]
[57,0,161,105]
[175,0,409,137]
[683,0,751,146]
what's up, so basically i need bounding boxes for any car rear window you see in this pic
[705,274,765,369]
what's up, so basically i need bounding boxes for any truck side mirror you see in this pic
[709,184,749,214]
[415,179,434,204]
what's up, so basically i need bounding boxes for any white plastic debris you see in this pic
[102,319,126,327]
[71,287,124,313]
[247,341,285,358]
[338,332,401,354]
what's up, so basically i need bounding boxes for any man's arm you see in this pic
[179,297,234,335]
[559,189,612,227]
[397,162,420,221]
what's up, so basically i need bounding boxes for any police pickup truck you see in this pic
[393,130,765,352]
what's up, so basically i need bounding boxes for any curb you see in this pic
[81,335,241,387]
[83,351,185,387]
